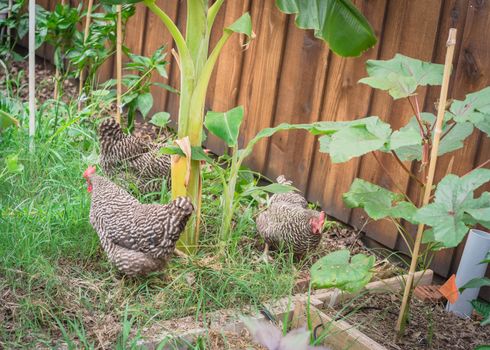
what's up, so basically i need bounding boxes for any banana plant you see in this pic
[99,0,377,253]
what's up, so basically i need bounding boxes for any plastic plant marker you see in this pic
[439,274,459,304]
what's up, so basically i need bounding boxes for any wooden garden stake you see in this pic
[395,28,457,335]
[28,0,36,152]
[116,4,122,124]
[53,0,66,101]
[78,0,94,110]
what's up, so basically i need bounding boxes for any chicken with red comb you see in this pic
[256,175,326,259]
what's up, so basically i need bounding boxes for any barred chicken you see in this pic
[98,118,171,194]
[83,166,193,276]
[256,176,326,258]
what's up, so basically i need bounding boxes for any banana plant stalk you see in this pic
[143,0,251,253]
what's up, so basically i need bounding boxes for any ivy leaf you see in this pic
[448,86,490,136]
[205,106,244,147]
[343,178,417,223]
[136,93,153,118]
[415,169,490,248]
[392,113,473,161]
[310,249,375,293]
[359,54,444,99]
[275,0,377,57]
[149,112,170,128]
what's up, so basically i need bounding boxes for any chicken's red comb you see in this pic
[83,165,96,178]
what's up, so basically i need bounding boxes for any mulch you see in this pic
[323,292,489,350]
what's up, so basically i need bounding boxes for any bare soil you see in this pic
[323,292,489,350]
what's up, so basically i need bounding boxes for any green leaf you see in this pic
[343,178,417,223]
[159,146,213,163]
[392,113,473,161]
[449,86,490,137]
[415,169,490,248]
[5,154,24,173]
[483,251,490,264]
[359,54,444,99]
[471,299,490,326]
[205,106,244,147]
[275,0,377,57]
[459,277,490,293]
[241,183,297,198]
[99,0,142,4]
[225,12,252,38]
[149,112,171,128]
[136,93,153,118]
[310,249,375,293]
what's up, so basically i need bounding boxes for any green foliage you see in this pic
[448,86,490,136]
[317,117,392,163]
[471,299,490,326]
[391,112,473,161]
[204,105,244,146]
[415,169,490,248]
[275,0,377,57]
[343,178,417,223]
[459,277,490,293]
[67,4,135,91]
[0,93,23,130]
[359,54,444,99]
[150,112,171,128]
[310,249,375,293]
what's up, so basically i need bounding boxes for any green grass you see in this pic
[0,106,300,348]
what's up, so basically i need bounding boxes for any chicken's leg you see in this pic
[261,243,270,263]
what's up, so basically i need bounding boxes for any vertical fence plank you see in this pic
[262,22,328,191]
[236,0,288,172]
[205,0,250,155]
[143,0,179,116]
[307,0,387,223]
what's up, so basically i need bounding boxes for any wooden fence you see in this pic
[35,0,490,286]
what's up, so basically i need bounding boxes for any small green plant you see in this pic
[119,45,174,130]
[67,4,135,95]
[310,249,375,293]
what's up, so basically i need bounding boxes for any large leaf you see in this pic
[205,106,244,147]
[459,277,490,293]
[415,169,490,248]
[359,54,444,99]
[391,113,473,161]
[311,249,375,293]
[448,86,490,136]
[276,0,377,57]
[317,116,392,163]
[136,92,153,118]
[343,178,417,223]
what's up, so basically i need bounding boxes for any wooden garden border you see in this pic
[138,270,433,349]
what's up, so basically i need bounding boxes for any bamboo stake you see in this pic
[115,4,122,124]
[28,0,36,152]
[53,0,66,101]
[78,0,94,110]
[395,28,457,335]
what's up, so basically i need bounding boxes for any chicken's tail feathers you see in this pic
[173,196,194,216]
[276,175,293,186]
[99,117,124,140]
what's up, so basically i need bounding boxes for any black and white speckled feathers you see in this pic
[88,173,193,276]
[98,118,171,194]
[256,176,323,257]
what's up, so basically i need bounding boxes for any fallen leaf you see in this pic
[439,274,459,304]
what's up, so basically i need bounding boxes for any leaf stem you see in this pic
[372,151,412,203]
[407,96,425,137]
[391,151,425,187]
[463,158,490,176]
[439,121,456,141]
